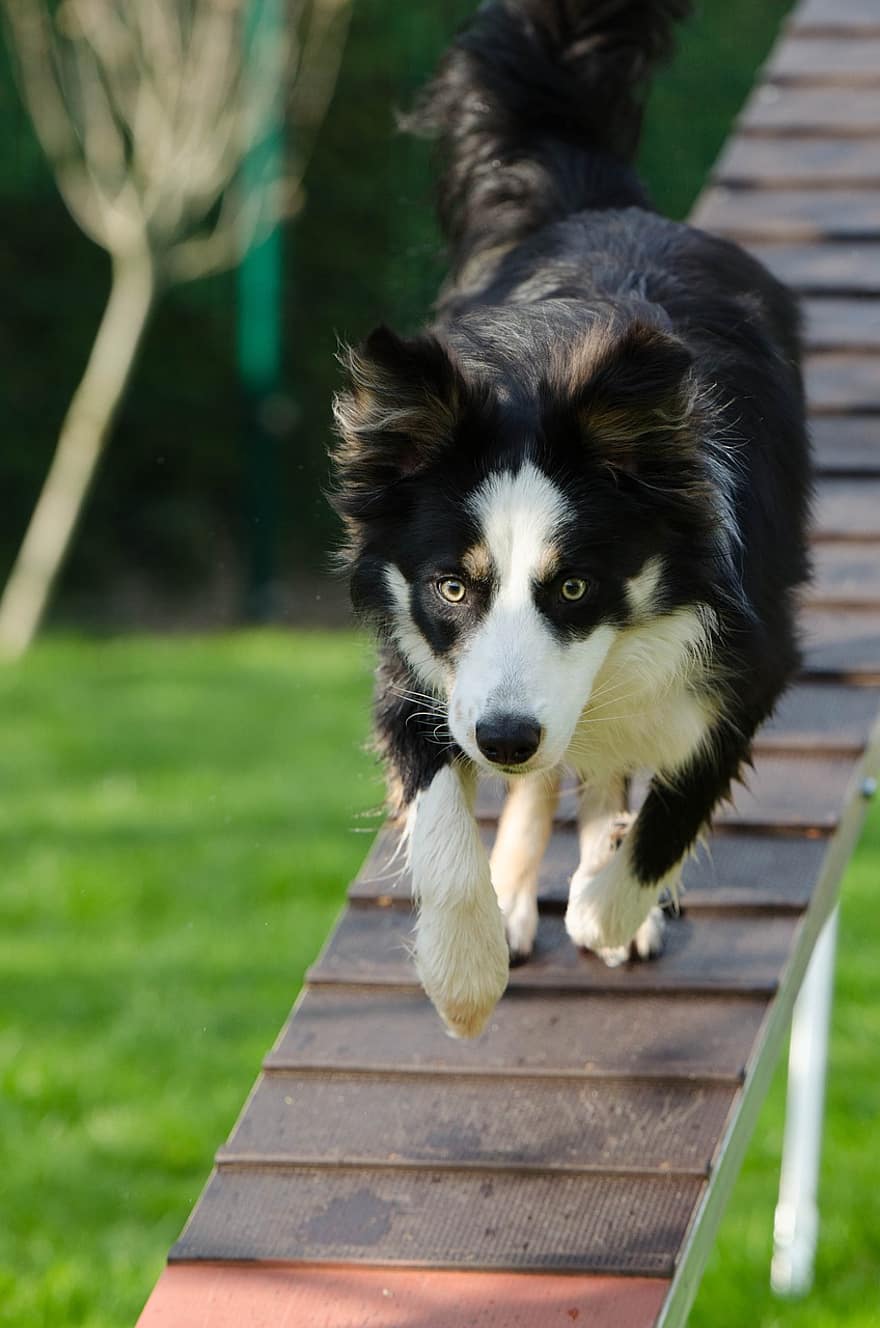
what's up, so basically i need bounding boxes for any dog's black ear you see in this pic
[332,325,464,521]
[571,321,700,477]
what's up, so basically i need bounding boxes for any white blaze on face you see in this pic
[449,462,615,770]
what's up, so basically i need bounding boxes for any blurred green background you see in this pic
[7,4,878,1328]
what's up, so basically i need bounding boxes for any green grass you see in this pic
[0,634,377,1328]
[1,633,878,1326]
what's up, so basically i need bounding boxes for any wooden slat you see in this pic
[220,1073,736,1175]
[716,137,880,187]
[802,606,880,680]
[804,298,880,351]
[352,824,827,912]
[307,908,798,995]
[812,542,880,605]
[814,477,880,538]
[766,36,880,84]
[805,354,880,413]
[810,417,880,474]
[474,755,857,832]
[739,86,880,136]
[137,1265,672,1328]
[760,681,880,748]
[748,242,880,295]
[267,988,770,1082]
[790,0,880,37]
[171,1165,706,1275]
[693,187,880,241]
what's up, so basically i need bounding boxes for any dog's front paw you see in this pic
[565,852,665,968]
[415,888,509,1038]
[501,889,539,963]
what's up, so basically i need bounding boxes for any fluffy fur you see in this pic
[330,0,811,1037]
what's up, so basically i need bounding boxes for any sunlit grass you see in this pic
[0,633,377,1328]
[1,633,878,1326]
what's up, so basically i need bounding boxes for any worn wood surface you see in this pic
[809,417,880,475]
[812,544,880,606]
[219,1072,736,1175]
[307,908,798,996]
[351,825,828,912]
[740,86,880,136]
[715,137,880,188]
[172,1166,706,1275]
[266,988,769,1081]
[766,37,880,84]
[790,0,880,36]
[140,3,880,1324]
[814,478,880,538]
[805,354,880,413]
[804,299,880,352]
[693,187,880,240]
[749,243,880,295]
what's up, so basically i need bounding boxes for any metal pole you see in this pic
[771,905,839,1298]
[238,0,284,622]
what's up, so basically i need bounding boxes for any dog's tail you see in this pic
[406,0,691,265]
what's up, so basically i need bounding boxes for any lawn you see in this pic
[1,633,878,1327]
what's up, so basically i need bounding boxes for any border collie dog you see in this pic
[332,0,810,1037]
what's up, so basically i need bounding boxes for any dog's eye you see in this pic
[561,577,588,602]
[437,576,467,604]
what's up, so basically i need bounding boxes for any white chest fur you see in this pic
[567,607,718,783]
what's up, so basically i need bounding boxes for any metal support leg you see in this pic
[771,906,839,1298]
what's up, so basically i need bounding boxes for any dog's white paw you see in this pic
[415,889,509,1038]
[565,850,665,966]
[501,889,539,962]
[633,904,666,958]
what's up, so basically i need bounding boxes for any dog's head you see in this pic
[332,317,721,775]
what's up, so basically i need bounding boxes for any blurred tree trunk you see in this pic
[0,0,351,657]
[0,249,155,658]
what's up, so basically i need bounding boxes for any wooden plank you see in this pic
[760,681,880,749]
[812,542,880,604]
[766,37,880,84]
[805,354,880,414]
[137,1265,672,1328]
[739,86,880,136]
[810,416,880,474]
[804,298,880,351]
[474,755,857,833]
[747,242,880,295]
[351,824,827,912]
[802,607,880,680]
[693,186,880,241]
[790,0,880,36]
[220,1072,736,1176]
[307,908,798,995]
[814,477,880,538]
[267,988,769,1081]
[715,137,880,187]
[170,1165,706,1275]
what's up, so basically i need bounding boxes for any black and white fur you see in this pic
[331,0,811,1037]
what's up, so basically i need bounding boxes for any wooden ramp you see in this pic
[138,2,880,1323]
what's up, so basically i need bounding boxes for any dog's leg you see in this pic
[409,763,509,1038]
[490,769,559,961]
[577,774,628,879]
[567,774,655,968]
[566,728,748,966]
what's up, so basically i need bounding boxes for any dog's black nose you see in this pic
[475,715,542,766]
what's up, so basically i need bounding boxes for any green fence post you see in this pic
[238,0,284,622]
